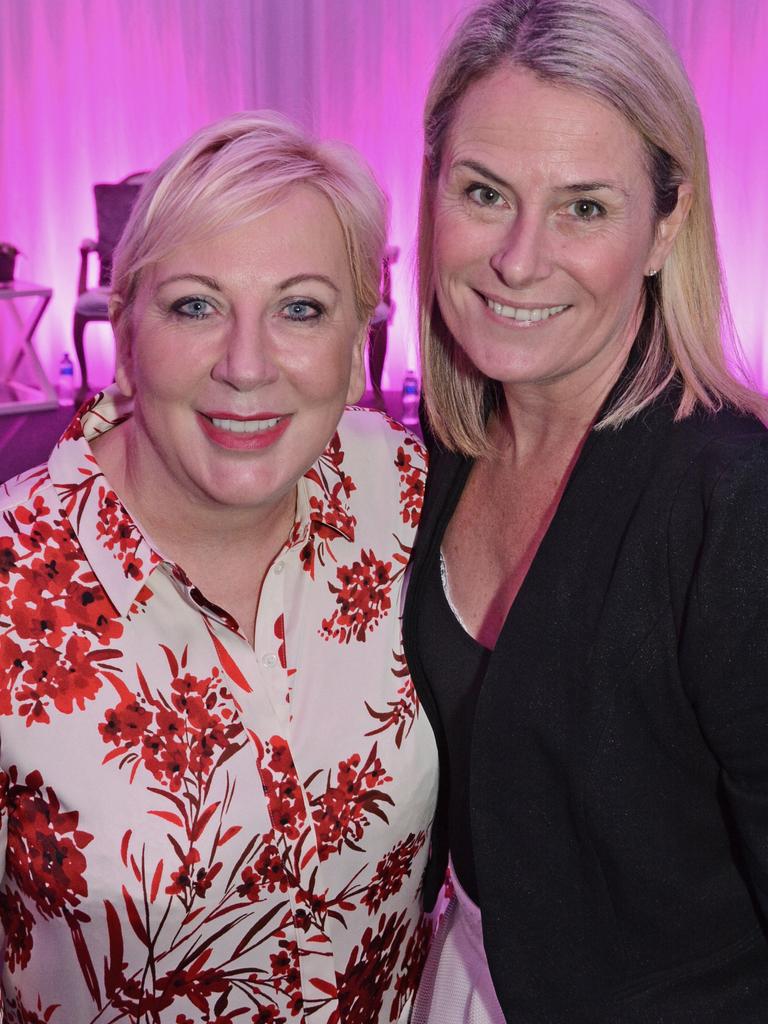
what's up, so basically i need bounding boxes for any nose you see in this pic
[489,209,551,288]
[211,317,280,391]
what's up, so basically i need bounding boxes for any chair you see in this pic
[367,244,399,408]
[73,172,149,395]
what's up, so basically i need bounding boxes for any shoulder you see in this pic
[331,406,427,532]
[661,410,768,598]
[335,401,423,450]
[595,400,768,500]
[0,462,51,514]
[667,408,768,499]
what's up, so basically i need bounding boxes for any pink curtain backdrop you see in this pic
[1,0,766,392]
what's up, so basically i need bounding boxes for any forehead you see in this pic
[143,184,353,291]
[444,64,650,192]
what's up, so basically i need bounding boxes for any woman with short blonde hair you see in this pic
[0,111,436,1022]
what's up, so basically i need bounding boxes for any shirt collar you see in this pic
[46,387,163,617]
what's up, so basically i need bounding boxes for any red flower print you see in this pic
[391,915,433,1020]
[165,847,202,896]
[308,743,394,861]
[0,632,27,712]
[143,733,189,792]
[100,697,152,747]
[101,662,244,796]
[334,910,408,1024]
[252,842,291,893]
[95,487,147,579]
[165,847,221,900]
[299,433,357,578]
[320,549,394,643]
[0,887,35,970]
[4,767,93,920]
[0,532,19,582]
[1,501,125,727]
[269,939,301,993]
[155,962,230,1015]
[236,864,263,904]
[365,651,421,748]
[286,991,304,1016]
[268,736,295,775]
[15,634,105,726]
[1,987,61,1023]
[259,736,307,842]
[361,832,427,914]
[394,438,427,527]
[251,1005,285,1024]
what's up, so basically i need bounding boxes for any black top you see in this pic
[416,545,490,904]
[403,376,768,1023]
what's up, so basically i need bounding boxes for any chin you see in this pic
[194,470,286,512]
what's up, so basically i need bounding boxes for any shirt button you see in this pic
[261,653,278,669]
[273,561,285,574]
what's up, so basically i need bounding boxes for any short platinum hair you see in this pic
[419,0,765,456]
[112,110,387,324]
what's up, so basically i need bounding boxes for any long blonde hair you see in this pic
[419,0,766,457]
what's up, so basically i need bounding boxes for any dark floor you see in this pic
[0,389,415,484]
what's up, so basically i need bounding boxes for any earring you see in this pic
[646,268,658,277]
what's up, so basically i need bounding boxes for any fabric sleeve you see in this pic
[679,438,768,910]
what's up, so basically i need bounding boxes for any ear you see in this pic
[646,182,693,275]
[345,326,368,406]
[109,295,135,398]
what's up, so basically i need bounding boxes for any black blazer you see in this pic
[403,386,768,1023]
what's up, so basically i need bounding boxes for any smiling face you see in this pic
[112,184,365,517]
[432,65,685,406]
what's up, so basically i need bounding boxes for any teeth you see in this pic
[210,416,281,433]
[487,300,568,321]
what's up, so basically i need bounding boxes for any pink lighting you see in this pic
[0,0,766,394]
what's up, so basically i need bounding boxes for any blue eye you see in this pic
[466,184,504,208]
[283,300,322,322]
[569,199,605,220]
[171,296,216,320]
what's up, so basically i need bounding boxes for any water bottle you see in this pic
[58,352,75,405]
[401,368,420,427]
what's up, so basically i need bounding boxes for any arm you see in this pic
[678,437,768,911]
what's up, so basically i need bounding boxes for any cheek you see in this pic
[567,237,647,307]
[134,344,191,397]
[433,209,478,273]
[279,336,359,399]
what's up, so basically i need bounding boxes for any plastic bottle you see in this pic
[401,368,420,427]
[58,352,75,405]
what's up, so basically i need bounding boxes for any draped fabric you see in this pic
[0,0,766,392]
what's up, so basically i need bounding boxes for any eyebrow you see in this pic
[156,273,221,291]
[155,272,341,294]
[454,160,513,192]
[562,181,630,198]
[278,273,340,294]
[453,160,629,197]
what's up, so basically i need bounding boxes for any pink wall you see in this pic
[1,0,766,392]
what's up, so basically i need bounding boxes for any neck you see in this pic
[495,332,634,465]
[92,421,295,578]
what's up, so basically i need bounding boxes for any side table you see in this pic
[0,280,57,414]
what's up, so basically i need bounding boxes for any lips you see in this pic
[197,411,291,451]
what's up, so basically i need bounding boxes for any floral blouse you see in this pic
[0,388,437,1024]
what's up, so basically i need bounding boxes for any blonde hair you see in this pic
[419,0,766,456]
[112,110,386,324]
